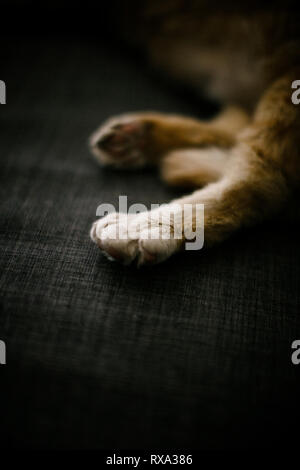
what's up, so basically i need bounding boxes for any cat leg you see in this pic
[161,146,230,187]
[91,73,299,265]
[89,106,249,168]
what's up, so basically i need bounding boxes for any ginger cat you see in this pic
[90,1,300,266]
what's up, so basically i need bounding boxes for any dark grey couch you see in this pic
[1,34,300,450]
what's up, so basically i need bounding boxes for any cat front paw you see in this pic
[89,113,153,169]
[90,208,183,266]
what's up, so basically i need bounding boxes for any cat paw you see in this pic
[90,208,183,266]
[89,113,152,168]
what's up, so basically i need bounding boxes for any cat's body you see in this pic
[90,1,300,265]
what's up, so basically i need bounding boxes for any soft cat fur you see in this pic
[90,1,300,266]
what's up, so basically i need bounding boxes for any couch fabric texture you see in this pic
[1,37,300,449]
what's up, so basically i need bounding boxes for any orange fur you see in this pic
[90,4,300,265]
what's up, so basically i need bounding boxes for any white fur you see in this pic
[90,207,183,266]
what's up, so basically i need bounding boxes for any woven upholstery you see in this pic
[1,37,300,449]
